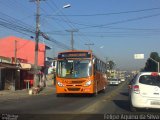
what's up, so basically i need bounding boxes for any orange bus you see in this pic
[56,50,108,96]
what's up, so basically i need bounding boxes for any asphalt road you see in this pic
[0,82,121,114]
[0,80,160,120]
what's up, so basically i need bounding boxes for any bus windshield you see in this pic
[57,59,92,78]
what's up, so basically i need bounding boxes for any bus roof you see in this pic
[58,50,93,54]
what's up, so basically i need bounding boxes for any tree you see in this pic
[108,60,116,70]
[144,52,160,72]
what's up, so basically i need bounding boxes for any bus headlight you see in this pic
[57,81,64,87]
[84,80,92,86]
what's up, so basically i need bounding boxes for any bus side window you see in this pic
[97,60,99,71]
[100,62,102,72]
[98,61,100,72]
[94,59,97,74]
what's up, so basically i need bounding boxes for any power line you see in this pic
[50,1,75,29]
[0,12,35,31]
[85,43,94,50]
[46,13,160,30]
[0,11,71,50]
[40,1,67,31]
[79,13,160,29]
[0,1,74,50]
[49,1,90,50]
[43,1,94,47]
[2,11,158,39]
[40,1,78,49]
[47,7,160,17]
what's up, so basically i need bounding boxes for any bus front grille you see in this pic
[67,88,80,91]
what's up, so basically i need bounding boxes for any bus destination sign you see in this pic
[58,52,91,59]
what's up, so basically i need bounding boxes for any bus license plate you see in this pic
[151,101,160,105]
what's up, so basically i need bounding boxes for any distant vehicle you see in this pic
[120,77,125,82]
[109,78,120,85]
[118,78,121,84]
[56,50,108,96]
[129,72,160,112]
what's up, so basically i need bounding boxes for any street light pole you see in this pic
[149,57,159,73]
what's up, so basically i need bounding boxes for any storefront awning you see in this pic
[20,63,32,69]
[0,62,17,69]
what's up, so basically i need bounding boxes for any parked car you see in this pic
[109,78,120,85]
[129,72,160,112]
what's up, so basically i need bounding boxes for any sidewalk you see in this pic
[0,86,55,102]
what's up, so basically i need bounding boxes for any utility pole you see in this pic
[66,29,78,50]
[14,40,17,64]
[30,0,44,88]
[84,43,94,50]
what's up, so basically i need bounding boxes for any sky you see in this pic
[0,0,160,71]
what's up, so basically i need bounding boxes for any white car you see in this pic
[129,72,160,112]
[109,78,120,85]
[120,78,125,82]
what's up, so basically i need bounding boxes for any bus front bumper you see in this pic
[56,86,94,94]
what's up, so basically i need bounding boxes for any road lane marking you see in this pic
[78,81,127,113]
